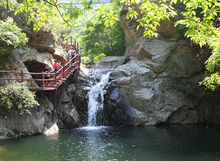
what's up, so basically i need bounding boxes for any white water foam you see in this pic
[87,70,111,126]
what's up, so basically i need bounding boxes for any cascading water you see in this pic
[87,69,111,127]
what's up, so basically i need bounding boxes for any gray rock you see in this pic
[169,46,202,75]
[114,59,152,76]
[96,56,127,68]
[0,96,54,139]
[107,11,220,126]
[57,89,80,128]
[133,88,154,101]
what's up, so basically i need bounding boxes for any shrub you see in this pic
[0,82,39,115]
[0,17,28,48]
[94,53,106,64]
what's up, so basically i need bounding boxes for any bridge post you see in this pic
[42,72,45,89]
[62,66,65,78]
[55,72,57,84]
[52,89,57,123]
[21,70,24,82]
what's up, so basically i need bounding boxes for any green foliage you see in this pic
[174,0,220,90]
[97,4,119,27]
[81,56,92,66]
[200,73,220,91]
[77,3,126,64]
[0,17,28,48]
[0,0,93,31]
[80,18,125,61]
[94,53,106,64]
[0,82,39,115]
[123,0,176,38]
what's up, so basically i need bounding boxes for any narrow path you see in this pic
[0,37,81,91]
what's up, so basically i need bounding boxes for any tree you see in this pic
[0,0,92,30]
[76,3,126,64]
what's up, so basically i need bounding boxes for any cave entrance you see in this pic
[24,60,47,80]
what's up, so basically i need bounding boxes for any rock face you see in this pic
[102,5,220,126]
[14,46,54,70]
[119,5,143,46]
[107,38,220,125]
[0,96,54,139]
[57,83,80,128]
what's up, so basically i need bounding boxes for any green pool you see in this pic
[0,125,220,161]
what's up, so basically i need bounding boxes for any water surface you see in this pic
[0,125,220,161]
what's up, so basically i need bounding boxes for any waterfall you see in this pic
[87,69,111,126]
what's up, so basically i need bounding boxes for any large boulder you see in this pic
[104,87,148,126]
[157,19,176,38]
[0,50,37,88]
[12,46,67,73]
[96,56,127,68]
[125,37,175,63]
[27,29,55,53]
[14,46,54,70]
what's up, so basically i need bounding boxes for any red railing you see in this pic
[61,36,80,53]
[0,37,81,91]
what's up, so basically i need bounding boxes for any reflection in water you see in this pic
[83,127,107,160]
[0,125,220,161]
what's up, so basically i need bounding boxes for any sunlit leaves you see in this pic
[97,4,119,27]
[0,82,39,115]
[175,0,220,89]
[124,0,176,38]
[0,17,28,48]
[200,73,220,91]
[0,0,95,30]
[94,53,106,63]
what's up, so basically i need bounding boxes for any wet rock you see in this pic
[104,88,148,126]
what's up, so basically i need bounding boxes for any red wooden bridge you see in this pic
[0,37,81,91]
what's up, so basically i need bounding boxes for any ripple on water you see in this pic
[77,126,109,131]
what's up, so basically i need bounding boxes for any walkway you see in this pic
[0,37,81,91]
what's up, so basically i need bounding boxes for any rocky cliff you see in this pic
[97,6,220,126]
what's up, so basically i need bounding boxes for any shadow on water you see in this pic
[1,125,220,161]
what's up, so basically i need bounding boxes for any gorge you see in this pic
[0,0,220,160]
